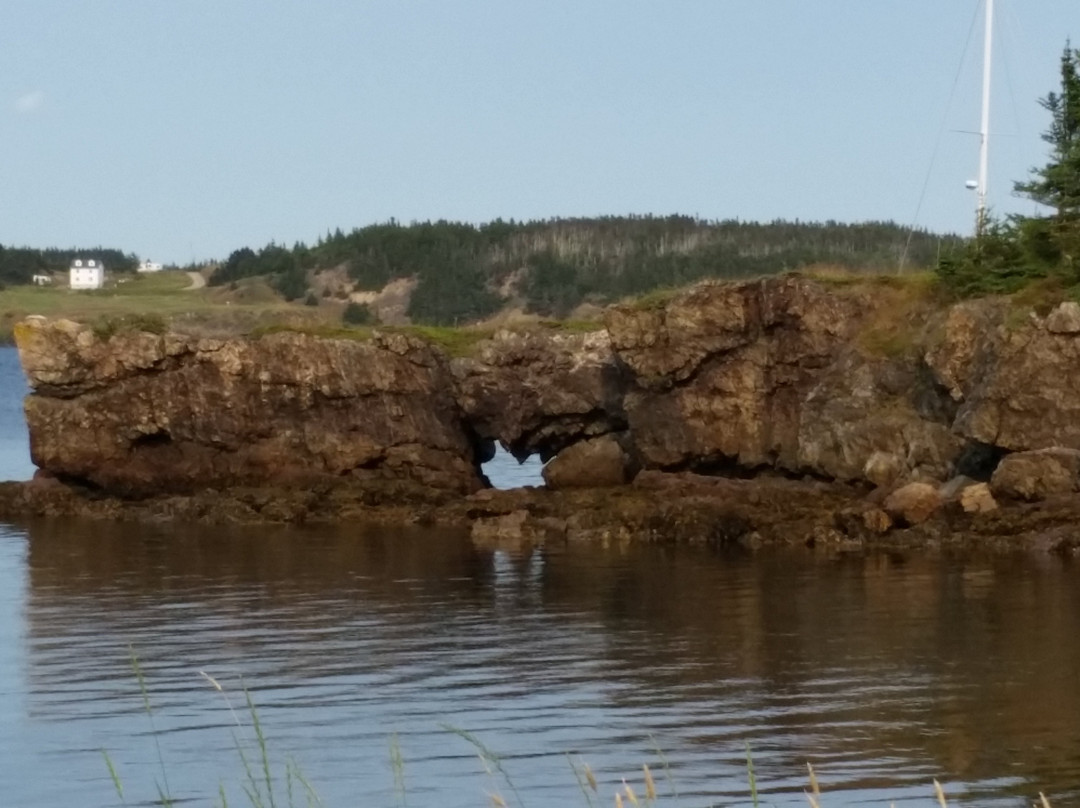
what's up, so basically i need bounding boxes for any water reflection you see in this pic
[3,518,1080,807]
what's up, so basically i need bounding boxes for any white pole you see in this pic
[977,0,994,233]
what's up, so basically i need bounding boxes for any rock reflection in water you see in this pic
[4,518,1080,807]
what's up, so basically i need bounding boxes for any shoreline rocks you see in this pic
[9,276,1080,553]
[16,318,483,497]
[2,470,1078,555]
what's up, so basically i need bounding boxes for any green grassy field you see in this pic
[0,270,609,354]
[0,271,329,344]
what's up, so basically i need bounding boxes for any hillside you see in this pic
[0,217,962,341]
[212,216,961,325]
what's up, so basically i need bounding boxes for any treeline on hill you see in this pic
[212,217,958,324]
[938,43,1080,296]
[0,246,137,287]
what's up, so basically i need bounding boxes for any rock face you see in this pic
[605,277,961,483]
[451,328,625,461]
[926,300,1080,452]
[16,318,482,497]
[15,275,1080,513]
[1045,301,1080,334]
[541,433,636,489]
[883,482,943,526]
[959,482,997,514]
[990,448,1080,501]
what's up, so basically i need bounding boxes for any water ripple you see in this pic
[0,519,1078,807]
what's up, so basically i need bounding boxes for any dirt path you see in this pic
[185,271,206,290]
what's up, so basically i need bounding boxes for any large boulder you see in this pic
[883,482,943,525]
[542,434,636,489]
[1045,301,1080,334]
[958,482,998,514]
[990,448,1080,501]
[16,319,482,497]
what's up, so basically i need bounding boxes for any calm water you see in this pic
[1,347,1079,808]
[0,347,33,482]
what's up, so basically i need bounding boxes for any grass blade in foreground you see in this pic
[129,645,173,807]
[389,733,407,808]
[746,743,758,808]
[102,749,127,806]
[441,723,524,808]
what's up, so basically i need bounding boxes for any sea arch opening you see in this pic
[481,442,545,489]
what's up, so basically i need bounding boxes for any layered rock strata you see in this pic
[9,275,1080,550]
[605,276,962,483]
[15,318,481,498]
[451,328,625,462]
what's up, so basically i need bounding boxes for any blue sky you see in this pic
[2,1,1078,265]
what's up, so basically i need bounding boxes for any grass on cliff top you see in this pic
[626,286,685,311]
[858,281,941,358]
[0,267,607,348]
[0,272,220,343]
[1007,274,1080,314]
[251,322,496,357]
[808,262,1080,311]
[798,267,945,359]
[536,318,607,334]
[90,312,170,339]
[827,268,1080,349]
[253,318,606,357]
[0,272,349,345]
[621,266,944,313]
[802,264,941,292]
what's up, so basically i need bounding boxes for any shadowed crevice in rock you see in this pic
[131,430,173,449]
[954,441,1008,481]
[508,408,628,464]
[667,453,842,485]
[452,328,630,465]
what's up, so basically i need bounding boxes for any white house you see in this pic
[138,259,164,273]
[69,258,105,290]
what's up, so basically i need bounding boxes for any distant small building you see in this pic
[138,259,164,273]
[69,258,105,290]
[32,274,52,286]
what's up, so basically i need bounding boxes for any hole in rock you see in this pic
[131,430,173,449]
[954,441,1007,481]
[482,443,545,490]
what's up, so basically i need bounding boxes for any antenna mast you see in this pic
[977,0,994,233]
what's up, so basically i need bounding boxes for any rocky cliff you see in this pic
[606,276,961,483]
[9,276,1080,548]
[15,318,482,498]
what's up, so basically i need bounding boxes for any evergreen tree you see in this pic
[211,247,258,286]
[522,252,582,318]
[273,261,307,301]
[342,302,374,325]
[1015,43,1080,218]
[1014,43,1080,270]
[939,41,1080,294]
